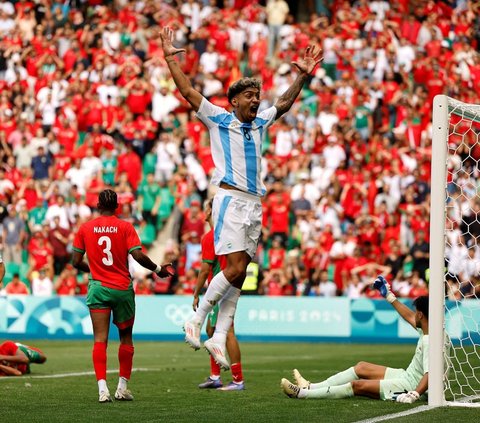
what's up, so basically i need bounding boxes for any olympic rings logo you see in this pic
[165,304,194,326]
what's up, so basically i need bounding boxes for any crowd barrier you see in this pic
[0,296,478,344]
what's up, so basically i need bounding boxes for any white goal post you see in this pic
[429,95,480,408]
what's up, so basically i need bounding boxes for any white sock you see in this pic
[98,379,108,394]
[210,375,220,381]
[211,286,241,346]
[117,376,128,391]
[310,367,359,389]
[194,271,232,326]
[303,383,354,399]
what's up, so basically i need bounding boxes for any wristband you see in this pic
[386,292,397,304]
[154,264,162,273]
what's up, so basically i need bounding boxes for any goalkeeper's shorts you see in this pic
[379,367,418,401]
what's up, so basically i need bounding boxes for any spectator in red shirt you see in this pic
[4,273,30,295]
[134,275,154,295]
[181,200,205,244]
[48,215,72,275]
[54,265,78,296]
[265,179,291,246]
[268,236,286,270]
[116,143,142,191]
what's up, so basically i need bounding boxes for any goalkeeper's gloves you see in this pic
[154,263,175,278]
[396,391,420,404]
[373,275,397,303]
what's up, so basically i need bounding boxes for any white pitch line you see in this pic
[354,405,434,423]
[0,367,161,380]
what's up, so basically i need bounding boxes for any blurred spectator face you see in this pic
[272,179,284,192]
[190,201,200,217]
[7,205,16,217]
[11,274,21,285]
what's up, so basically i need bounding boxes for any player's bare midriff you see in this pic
[219,182,243,192]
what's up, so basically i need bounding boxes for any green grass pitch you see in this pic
[1,341,478,422]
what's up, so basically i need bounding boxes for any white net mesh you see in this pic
[443,97,480,405]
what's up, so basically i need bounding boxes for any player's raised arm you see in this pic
[373,275,416,328]
[274,45,323,120]
[160,27,203,112]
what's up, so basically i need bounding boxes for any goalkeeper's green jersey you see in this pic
[405,329,428,385]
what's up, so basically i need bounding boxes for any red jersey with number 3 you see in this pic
[73,215,142,290]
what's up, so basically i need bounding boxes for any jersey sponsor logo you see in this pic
[93,226,118,234]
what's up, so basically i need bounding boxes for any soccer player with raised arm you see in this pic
[160,27,322,369]
[72,189,174,403]
[281,276,429,404]
[193,199,244,391]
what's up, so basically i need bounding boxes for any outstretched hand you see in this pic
[160,27,186,58]
[155,263,176,279]
[292,45,323,75]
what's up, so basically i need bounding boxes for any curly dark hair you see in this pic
[227,77,262,103]
[98,189,118,211]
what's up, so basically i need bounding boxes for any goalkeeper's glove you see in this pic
[154,263,175,278]
[373,275,396,303]
[396,391,420,404]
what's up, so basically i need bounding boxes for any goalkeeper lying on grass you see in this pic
[281,276,428,404]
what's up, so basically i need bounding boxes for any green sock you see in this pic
[302,383,354,399]
[310,367,359,389]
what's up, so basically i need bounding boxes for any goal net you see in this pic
[430,95,480,407]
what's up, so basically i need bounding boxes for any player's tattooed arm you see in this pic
[274,73,310,119]
[275,45,323,120]
[160,27,203,111]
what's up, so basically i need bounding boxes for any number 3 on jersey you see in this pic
[98,236,113,266]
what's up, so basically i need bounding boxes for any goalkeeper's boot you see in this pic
[99,390,113,403]
[293,369,311,389]
[184,320,201,350]
[198,377,223,389]
[114,388,134,401]
[217,381,245,391]
[281,378,300,398]
[204,339,230,371]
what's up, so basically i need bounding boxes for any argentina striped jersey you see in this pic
[196,98,277,197]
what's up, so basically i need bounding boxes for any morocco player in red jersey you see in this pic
[72,189,174,403]
[0,340,46,376]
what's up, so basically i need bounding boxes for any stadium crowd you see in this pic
[1,0,480,300]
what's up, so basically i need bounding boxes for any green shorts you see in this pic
[87,280,135,329]
[208,304,219,327]
[379,367,418,401]
[15,343,45,374]
[16,343,44,364]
